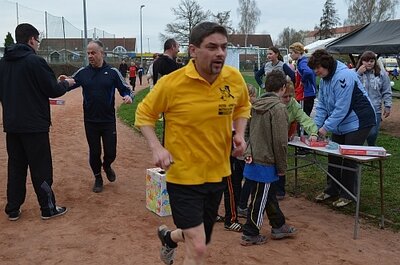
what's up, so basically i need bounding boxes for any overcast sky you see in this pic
[1,0,400,52]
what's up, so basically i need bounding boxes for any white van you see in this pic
[381,57,399,72]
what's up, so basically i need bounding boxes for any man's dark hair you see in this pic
[164,38,177,51]
[189,22,228,47]
[307,49,335,73]
[15,23,39,44]
[265,70,286,92]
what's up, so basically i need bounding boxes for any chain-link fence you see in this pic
[1,0,120,65]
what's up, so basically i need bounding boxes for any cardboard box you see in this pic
[339,145,387,157]
[300,135,328,147]
[145,168,171,216]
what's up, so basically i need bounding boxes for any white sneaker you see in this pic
[315,192,332,201]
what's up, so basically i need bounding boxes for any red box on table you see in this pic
[300,135,328,147]
[339,145,386,157]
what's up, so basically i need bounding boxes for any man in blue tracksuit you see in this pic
[69,40,132,193]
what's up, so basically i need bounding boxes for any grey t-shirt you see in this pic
[264,61,285,75]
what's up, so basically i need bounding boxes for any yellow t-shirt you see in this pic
[135,59,251,185]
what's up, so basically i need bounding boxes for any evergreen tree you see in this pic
[318,0,340,40]
[4,32,14,47]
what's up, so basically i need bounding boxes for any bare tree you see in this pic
[237,0,261,47]
[344,0,399,25]
[277,27,308,49]
[212,11,234,34]
[318,0,340,39]
[160,0,210,46]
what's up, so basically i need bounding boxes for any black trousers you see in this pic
[5,132,58,215]
[242,179,285,236]
[303,96,315,116]
[84,122,117,177]
[223,157,244,225]
[129,77,136,90]
[325,127,372,200]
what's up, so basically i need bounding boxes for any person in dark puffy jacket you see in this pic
[0,23,75,221]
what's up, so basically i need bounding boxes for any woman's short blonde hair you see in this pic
[285,80,294,95]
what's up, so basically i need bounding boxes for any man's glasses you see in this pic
[34,37,40,43]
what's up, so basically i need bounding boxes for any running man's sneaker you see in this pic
[240,234,267,246]
[104,167,116,182]
[8,210,21,221]
[157,225,176,265]
[271,224,297,239]
[41,206,68,220]
[92,177,103,193]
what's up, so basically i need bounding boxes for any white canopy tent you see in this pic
[305,37,337,55]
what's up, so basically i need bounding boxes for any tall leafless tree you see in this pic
[344,0,399,25]
[212,11,234,34]
[277,27,308,49]
[160,0,210,46]
[237,0,261,47]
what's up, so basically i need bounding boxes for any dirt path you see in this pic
[0,81,399,264]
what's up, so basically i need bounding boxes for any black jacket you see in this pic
[0,44,69,133]
[152,54,179,85]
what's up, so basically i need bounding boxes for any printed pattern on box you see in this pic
[300,135,328,147]
[146,168,171,216]
[339,145,387,157]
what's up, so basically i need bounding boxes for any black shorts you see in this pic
[167,180,226,243]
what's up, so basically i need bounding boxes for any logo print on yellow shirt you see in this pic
[219,86,235,101]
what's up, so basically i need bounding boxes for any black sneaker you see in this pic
[271,224,297,239]
[240,234,267,246]
[93,177,103,193]
[8,210,21,221]
[41,206,68,220]
[158,225,176,265]
[104,167,116,182]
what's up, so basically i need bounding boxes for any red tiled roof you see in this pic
[228,34,273,48]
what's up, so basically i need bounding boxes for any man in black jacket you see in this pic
[69,40,132,193]
[152,38,180,85]
[0,23,75,221]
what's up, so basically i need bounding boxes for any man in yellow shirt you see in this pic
[135,22,251,265]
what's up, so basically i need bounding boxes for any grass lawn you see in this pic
[118,75,400,231]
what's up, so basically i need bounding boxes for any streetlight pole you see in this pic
[140,5,145,66]
[83,0,88,66]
